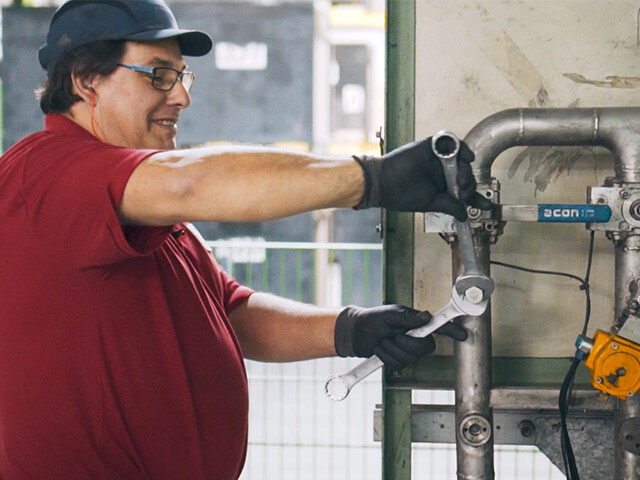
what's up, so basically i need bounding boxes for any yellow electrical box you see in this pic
[583,330,640,399]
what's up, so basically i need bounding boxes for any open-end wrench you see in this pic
[324,131,495,401]
[325,286,488,401]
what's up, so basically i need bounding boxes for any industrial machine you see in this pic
[376,2,640,478]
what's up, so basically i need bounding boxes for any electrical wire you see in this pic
[490,230,596,480]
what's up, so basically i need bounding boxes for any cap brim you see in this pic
[126,28,213,57]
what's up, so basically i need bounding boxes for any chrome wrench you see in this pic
[324,286,488,401]
[431,131,494,301]
[324,131,495,401]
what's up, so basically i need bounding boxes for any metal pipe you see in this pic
[614,235,640,480]
[458,107,640,480]
[464,107,640,184]
[454,235,494,480]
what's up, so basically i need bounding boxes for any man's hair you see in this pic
[38,40,125,114]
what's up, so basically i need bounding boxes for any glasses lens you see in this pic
[181,72,195,93]
[152,67,178,91]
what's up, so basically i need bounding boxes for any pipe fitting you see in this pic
[459,414,492,447]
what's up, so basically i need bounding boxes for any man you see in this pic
[0,1,491,479]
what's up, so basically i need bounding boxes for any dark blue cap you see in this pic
[39,0,213,74]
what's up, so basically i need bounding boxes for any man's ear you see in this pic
[70,72,97,104]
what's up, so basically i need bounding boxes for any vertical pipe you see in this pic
[615,235,640,480]
[461,107,640,480]
[454,235,494,480]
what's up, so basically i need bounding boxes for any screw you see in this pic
[596,377,604,384]
[518,420,535,438]
[468,423,483,436]
[596,196,608,205]
[620,221,630,231]
[630,391,635,397]
[464,286,484,304]
[467,207,481,220]
[621,189,630,199]
[612,343,619,350]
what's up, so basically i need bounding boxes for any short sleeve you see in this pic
[220,267,255,314]
[21,134,166,267]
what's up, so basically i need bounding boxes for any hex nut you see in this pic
[464,286,484,304]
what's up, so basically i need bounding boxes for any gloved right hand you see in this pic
[352,137,493,220]
[334,304,467,371]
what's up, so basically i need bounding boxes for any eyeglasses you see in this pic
[117,63,196,93]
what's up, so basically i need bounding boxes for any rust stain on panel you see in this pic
[564,73,640,89]
[464,3,551,106]
[507,146,595,195]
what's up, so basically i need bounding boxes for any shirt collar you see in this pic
[45,113,96,139]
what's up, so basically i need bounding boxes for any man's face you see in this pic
[92,39,191,150]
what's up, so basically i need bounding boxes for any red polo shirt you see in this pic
[0,114,254,479]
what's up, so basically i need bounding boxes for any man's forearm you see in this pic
[229,292,339,362]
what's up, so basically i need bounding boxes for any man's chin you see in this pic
[145,136,177,150]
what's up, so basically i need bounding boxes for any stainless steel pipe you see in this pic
[465,108,640,184]
[455,107,640,480]
[614,235,640,480]
[453,236,494,480]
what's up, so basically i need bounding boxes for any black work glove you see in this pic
[353,137,493,220]
[334,304,468,371]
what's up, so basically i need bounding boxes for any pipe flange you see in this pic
[458,414,492,447]
[622,192,640,229]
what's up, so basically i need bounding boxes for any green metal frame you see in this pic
[383,1,415,479]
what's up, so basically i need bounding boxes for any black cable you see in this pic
[559,357,581,480]
[490,230,596,480]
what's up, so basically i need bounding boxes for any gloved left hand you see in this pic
[334,304,468,371]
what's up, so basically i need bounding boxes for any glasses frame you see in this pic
[117,63,196,93]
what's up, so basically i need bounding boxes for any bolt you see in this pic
[630,391,635,397]
[464,286,484,304]
[612,343,619,350]
[621,189,630,199]
[596,377,604,384]
[596,196,608,205]
[620,221,630,231]
[468,423,483,436]
[467,207,481,220]
[518,420,535,438]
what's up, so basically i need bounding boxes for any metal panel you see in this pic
[413,0,640,362]
[374,403,615,478]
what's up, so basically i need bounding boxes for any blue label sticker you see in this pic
[537,204,612,223]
